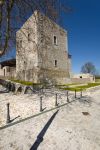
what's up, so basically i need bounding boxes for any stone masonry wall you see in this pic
[16,11,39,82]
[37,11,70,84]
[71,78,94,84]
[16,11,71,84]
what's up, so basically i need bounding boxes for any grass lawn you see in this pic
[95,76,100,83]
[95,79,100,82]
[59,83,100,91]
[9,79,39,86]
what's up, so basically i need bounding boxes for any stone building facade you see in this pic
[0,59,16,79]
[16,10,71,84]
[71,73,95,83]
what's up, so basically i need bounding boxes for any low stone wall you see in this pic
[71,78,94,84]
[69,83,88,88]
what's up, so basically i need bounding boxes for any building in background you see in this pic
[0,11,96,85]
[71,73,95,83]
[0,59,16,79]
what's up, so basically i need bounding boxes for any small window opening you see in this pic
[17,40,22,48]
[55,60,57,67]
[20,40,22,47]
[28,33,31,41]
[54,36,57,45]
[16,41,19,48]
[80,76,82,78]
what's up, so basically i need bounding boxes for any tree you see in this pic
[81,62,96,75]
[0,0,71,56]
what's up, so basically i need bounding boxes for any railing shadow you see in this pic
[10,115,20,123]
[30,110,59,150]
[0,89,9,94]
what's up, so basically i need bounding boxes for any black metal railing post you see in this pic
[75,89,76,98]
[6,103,10,124]
[40,96,43,112]
[80,89,82,98]
[67,90,69,102]
[55,93,58,106]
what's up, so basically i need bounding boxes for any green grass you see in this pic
[9,79,49,88]
[95,79,100,82]
[60,82,100,91]
[9,79,41,86]
[95,76,100,83]
[95,76,100,79]
[56,83,82,88]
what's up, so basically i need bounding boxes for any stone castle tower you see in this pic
[16,10,71,84]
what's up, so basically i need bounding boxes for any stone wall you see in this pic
[16,11,39,82]
[0,65,4,76]
[68,55,72,78]
[37,11,70,85]
[71,78,93,84]
[72,73,95,83]
[16,10,71,84]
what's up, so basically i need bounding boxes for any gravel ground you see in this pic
[0,85,100,150]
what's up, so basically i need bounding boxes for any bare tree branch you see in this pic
[0,0,71,56]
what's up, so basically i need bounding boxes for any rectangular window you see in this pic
[17,40,22,48]
[54,36,57,45]
[16,41,19,48]
[55,60,57,67]
[20,40,22,47]
[28,33,31,41]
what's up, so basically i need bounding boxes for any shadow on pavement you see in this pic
[10,115,20,123]
[0,89,9,94]
[30,110,59,150]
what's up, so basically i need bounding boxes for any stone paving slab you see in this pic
[0,86,100,150]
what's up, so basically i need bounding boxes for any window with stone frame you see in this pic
[54,36,57,45]
[55,60,57,67]
[17,40,22,48]
[28,33,31,41]
[80,76,82,78]
[28,27,32,41]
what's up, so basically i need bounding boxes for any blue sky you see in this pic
[62,0,100,73]
[0,0,100,74]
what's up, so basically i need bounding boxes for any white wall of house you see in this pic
[0,65,4,76]
[0,66,16,78]
[71,73,95,83]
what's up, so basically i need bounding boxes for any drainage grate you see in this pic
[82,112,90,116]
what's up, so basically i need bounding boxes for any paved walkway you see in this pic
[0,88,100,150]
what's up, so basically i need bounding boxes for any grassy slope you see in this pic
[59,83,100,91]
[9,79,100,91]
[9,79,38,86]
